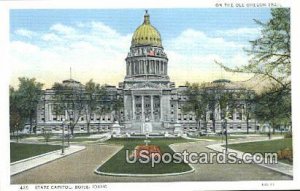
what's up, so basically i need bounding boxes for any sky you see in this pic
[9,8,271,89]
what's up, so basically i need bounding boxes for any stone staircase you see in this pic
[124,121,172,134]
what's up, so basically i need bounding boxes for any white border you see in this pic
[1,0,300,190]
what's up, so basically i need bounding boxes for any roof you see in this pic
[131,10,162,47]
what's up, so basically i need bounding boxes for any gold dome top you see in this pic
[131,10,162,47]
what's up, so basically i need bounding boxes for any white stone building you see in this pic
[36,11,257,134]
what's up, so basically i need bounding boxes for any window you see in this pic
[237,126,241,129]
[178,114,181,120]
[189,114,193,120]
[210,113,213,120]
[171,104,174,108]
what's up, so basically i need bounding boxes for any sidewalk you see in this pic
[206,137,293,177]
[11,145,86,176]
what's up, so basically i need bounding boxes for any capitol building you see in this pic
[36,11,257,135]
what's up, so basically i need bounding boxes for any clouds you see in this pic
[10,21,257,88]
[164,28,256,84]
[14,29,37,38]
[165,29,244,55]
[50,23,76,35]
[10,21,131,88]
[215,27,261,38]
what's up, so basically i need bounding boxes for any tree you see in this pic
[217,8,290,91]
[95,98,111,133]
[238,90,256,134]
[52,81,85,135]
[42,129,53,144]
[207,82,234,133]
[14,77,43,134]
[254,86,291,136]
[10,86,23,140]
[182,82,210,132]
[111,94,124,124]
[216,8,291,132]
[84,79,107,134]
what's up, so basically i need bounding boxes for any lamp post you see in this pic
[224,118,228,153]
[61,119,65,155]
[221,112,228,153]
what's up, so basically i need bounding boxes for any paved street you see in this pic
[11,139,292,184]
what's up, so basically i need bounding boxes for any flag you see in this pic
[148,50,155,56]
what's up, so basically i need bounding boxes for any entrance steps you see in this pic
[124,121,173,134]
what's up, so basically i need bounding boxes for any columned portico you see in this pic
[141,95,144,121]
[131,94,162,122]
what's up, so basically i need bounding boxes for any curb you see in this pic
[94,142,195,177]
[206,139,293,177]
[11,145,86,176]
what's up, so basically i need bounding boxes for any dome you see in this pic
[131,10,162,47]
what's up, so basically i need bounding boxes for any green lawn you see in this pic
[98,138,194,174]
[228,138,293,164]
[189,135,245,140]
[46,138,101,143]
[10,142,62,162]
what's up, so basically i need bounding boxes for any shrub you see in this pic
[284,132,292,138]
[42,129,53,144]
[277,147,293,162]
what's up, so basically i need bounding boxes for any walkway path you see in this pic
[11,145,86,176]
[206,137,292,177]
[11,140,291,183]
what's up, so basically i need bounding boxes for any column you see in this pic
[159,61,161,74]
[139,61,142,74]
[151,95,154,121]
[65,110,68,120]
[150,60,154,74]
[144,60,146,74]
[161,61,164,75]
[49,104,52,121]
[141,96,145,122]
[160,96,163,121]
[147,60,149,74]
[132,62,135,75]
[132,95,135,120]
[165,62,167,74]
